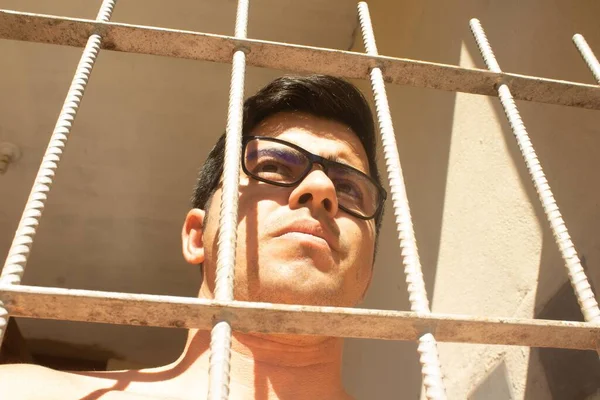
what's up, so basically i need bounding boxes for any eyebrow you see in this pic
[246,139,369,174]
[324,154,368,174]
[246,148,305,165]
[324,154,344,164]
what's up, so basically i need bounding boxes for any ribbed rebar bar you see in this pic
[573,34,600,84]
[0,0,117,346]
[3,284,600,350]
[3,10,600,110]
[207,1,249,399]
[357,3,447,399]
[470,19,600,324]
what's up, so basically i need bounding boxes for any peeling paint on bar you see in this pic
[1,285,599,351]
[1,9,600,110]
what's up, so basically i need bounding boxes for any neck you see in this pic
[169,328,349,399]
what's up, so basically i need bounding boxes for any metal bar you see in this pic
[208,1,249,399]
[357,3,446,399]
[0,0,117,347]
[1,10,600,110]
[469,20,600,325]
[573,34,600,84]
[1,285,599,350]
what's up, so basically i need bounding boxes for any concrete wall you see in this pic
[1,0,600,398]
[343,0,600,398]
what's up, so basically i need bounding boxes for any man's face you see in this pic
[183,112,376,307]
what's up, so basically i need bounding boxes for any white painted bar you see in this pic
[357,3,447,399]
[469,19,600,326]
[0,0,118,348]
[207,1,249,399]
[573,34,600,84]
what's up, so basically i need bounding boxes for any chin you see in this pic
[268,239,339,272]
[251,277,351,308]
[261,292,344,307]
[233,255,357,307]
[233,277,358,307]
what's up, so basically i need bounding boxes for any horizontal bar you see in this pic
[1,285,599,350]
[1,10,600,110]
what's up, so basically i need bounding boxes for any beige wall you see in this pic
[344,0,600,398]
[1,0,600,399]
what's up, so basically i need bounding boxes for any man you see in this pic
[0,74,386,399]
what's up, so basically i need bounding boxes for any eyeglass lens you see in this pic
[244,138,379,218]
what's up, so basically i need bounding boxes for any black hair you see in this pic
[192,74,384,236]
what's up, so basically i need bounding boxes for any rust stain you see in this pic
[0,10,599,110]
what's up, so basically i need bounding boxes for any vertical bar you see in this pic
[0,0,117,346]
[469,19,600,325]
[207,1,249,399]
[573,34,600,84]
[357,3,447,399]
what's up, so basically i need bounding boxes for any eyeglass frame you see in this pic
[240,135,387,220]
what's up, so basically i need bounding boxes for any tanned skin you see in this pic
[0,112,376,400]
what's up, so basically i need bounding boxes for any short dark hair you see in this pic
[192,74,384,235]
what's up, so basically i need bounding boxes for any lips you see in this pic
[276,220,337,250]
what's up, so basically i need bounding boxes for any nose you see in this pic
[288,166,339,219]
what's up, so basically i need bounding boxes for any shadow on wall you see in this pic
[469,360,514,400]
[342,0,489,398]
[530,282,600,399]
[4,0,600,399]
[460,2,600,398]
[347,1,600,399]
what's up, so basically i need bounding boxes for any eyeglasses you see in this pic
[241,136,386,220]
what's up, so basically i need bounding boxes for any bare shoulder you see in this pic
[0,363,183,400]
[0,363,129,399]
[0,363,80,399]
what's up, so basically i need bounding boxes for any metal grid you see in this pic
[1,1,600,399]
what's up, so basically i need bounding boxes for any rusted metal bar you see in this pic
[1,10,600,110]
[573,34,600,84]
[357,3,446,399]
[1,285,599,350]
[208,0,249,399]
[469,19,600,325]
[0,0,117,347]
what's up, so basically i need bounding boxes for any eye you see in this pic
[258,163,280,173]
[254,160,293,179]
[334,179,363,201]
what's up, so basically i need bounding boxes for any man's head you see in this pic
[182,75,385,307]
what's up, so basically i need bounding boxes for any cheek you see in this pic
[342,219,375,258]
[237,185,289,230]
[345,221,375,282]
[353,223,375,279]
[236,193,284,254]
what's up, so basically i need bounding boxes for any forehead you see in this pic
[249,112,370,173]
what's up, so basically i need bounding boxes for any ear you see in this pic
[182,208,206,265]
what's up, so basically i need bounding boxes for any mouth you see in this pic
[276,222,336,250]
[279,231,331,249]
